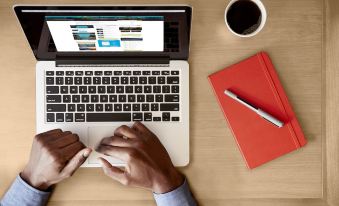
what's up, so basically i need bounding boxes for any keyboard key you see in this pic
[47,95,61,103]
[85,71,93,76]
[46,86,59,94]
[114,71,122,75]
[82,95,89,103]
[93,77,101,84]
[86,104,94,111]
[133,104,140,111]
[158,77,165,84]
[144,113,152,121]
[60,86,68,94]
[112,77,119,84]
[171,85,179,93]
[79,86,87,94]
[65,77,73,85]
[103,77,110,84]
[146,95,154,102]
[84,77,92,85]
[162,85,170,93]
[142,103,149,111]
[119,95,127,102]
[153,117,161,121]
[89,86,96,93]
[70,86,78,94]
[96,104,103,111]
[72,95,80,103]
[142,71,151,75]
[47,104,66,112]
[128,95,136,102]
[100,95,108,102]
[162,112,171,121]
[123,71,131,75]
[65,113,73,122]
[114,104,122,111]
[161,71,170,75]
[56,113,64,122]
[126,86,133,93]
[133,113,143,121]
[167,76,179,84]
[77,104,85,112]
[98,86,106,93]
[165,95,179,102]
[155,95,163,102]
[116,86,124,93]
[160,103,179,111]
[46,113,55,122]
[75,71,83,76]
[91,95,99,102]
[104,71,112,75]
[171,71,179,75]
[75,113,85,122]
[68,104,76,112]
[148,77,156,84]
[46,77,54,85]
[123,104,131,111]
[56,71,64,76]
[109,95,117,102]
[107,86,115,93]
[135,86,142,93]
[63,95,71,103]
[130,77,138,84]
[151,103,159,111]
[139,77,147,84]
[172,117,180,121]
[144,86,152,93]
[121,77,129,84]
[95,71,103,76]
[87,113,131,122]
[66,71,74,76]
[46,71,54,76]
[153,86,161,93]
[105,104,113,111]
[56,77,63,85]
[137,95,145,102]
[152,71,160,75]
[75,77,82,85]
[133,71,141,75]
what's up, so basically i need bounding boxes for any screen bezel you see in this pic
[14,5,192,61]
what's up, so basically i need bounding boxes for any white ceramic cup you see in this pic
[225,0,267,37]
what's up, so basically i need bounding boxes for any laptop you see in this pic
[14,5,192,167]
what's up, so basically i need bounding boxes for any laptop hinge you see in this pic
[55,53,170,67]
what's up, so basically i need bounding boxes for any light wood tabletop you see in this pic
[0,0,338,205]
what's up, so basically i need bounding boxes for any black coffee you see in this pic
[226,0,262,35]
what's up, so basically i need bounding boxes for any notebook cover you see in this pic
[208,52,307,169]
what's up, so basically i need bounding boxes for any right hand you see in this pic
[96,122,184,194]
[21,129,92,190]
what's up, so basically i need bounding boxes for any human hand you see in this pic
[96,122,184,194]
[21,129,92,190]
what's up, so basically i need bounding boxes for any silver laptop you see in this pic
[14,5,192,167]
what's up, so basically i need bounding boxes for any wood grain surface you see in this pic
[0,0,334,205]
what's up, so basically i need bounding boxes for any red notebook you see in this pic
[208,52,307,169]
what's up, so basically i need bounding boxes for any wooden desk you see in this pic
[0,0,338,205]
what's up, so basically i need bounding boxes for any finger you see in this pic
[100,136,133,147]
[132,121,157,139]
[61,148,92,177]
[52,133,79,148]
[114,125,138,139]
[96,145,133,162]
[98,157,129,185]
[60,141,85,161]
[37,129,62,137]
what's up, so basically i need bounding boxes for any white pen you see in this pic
[224,90,284,128]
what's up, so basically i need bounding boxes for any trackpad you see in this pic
[88,126,125,165]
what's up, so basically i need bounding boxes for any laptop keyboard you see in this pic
[45,69,180,123]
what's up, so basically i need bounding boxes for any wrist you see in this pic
[152,168,184,194]
[21,168,51,191]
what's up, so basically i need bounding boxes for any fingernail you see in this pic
[83,149,91,158]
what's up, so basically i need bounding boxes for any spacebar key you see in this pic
[87,113,131,122]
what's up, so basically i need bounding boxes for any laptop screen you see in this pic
[14,6,191,60]
[46,16,164,52]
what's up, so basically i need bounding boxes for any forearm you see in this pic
[153,178,197,206]
[1,175,51,206]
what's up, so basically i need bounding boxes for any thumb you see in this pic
[61,148,92,177]
[98,157,129,186]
